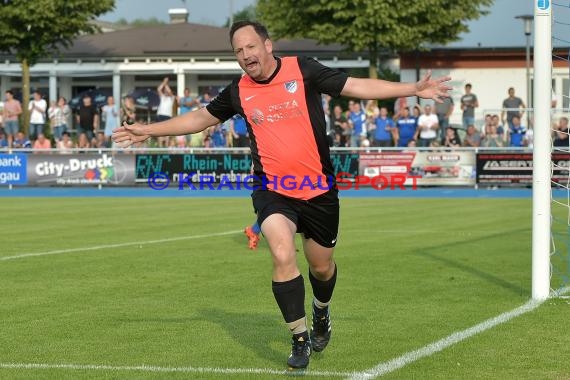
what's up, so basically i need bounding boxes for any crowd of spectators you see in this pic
[327,83,568,150]
[0,81,567,152]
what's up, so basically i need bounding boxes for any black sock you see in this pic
[272,274,306,325]
[309,264,337,308]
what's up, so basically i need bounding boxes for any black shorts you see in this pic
[252,188,339,248]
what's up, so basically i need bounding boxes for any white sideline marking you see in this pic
[350,288,570,380]
[0,362,350,377]
[1,230,242,262]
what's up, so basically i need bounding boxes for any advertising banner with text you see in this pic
[476,152,570,185]
[359,151,476,186]
[135,152,360,184]
[26,153,136,186]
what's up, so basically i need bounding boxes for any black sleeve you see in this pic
[298,56,348,98]
[206,83,237,123]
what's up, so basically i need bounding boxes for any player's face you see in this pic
[232,26,274,81]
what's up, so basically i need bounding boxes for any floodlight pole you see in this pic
[531,5,551,300]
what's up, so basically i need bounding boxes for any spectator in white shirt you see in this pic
[28,90,47,141]
[415,104,439,147]
[156,77,175,147]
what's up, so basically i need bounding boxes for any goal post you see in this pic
[532,0,552,300]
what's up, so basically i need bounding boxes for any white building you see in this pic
[0,9,367,115]
[399,47,569,127]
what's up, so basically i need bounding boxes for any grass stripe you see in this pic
[350,287,570,379]
[1,230,242,262]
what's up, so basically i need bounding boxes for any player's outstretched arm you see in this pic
[112,107,221,148]
[341,70,452,103]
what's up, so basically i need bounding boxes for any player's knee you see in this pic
[309,262,334,279]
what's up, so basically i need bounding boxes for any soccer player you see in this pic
[113,21,451,369]
[244,221,261,250]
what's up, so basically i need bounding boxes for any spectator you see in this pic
[199,92,212,108]
[57,131,74,153]
[28,90,47,141]
[0,130,8,148]
[76,95,99,142]
[412,104,421,120]
[491,114,505,136]
[553,117,569,149]
[524,124,534,149]
[395,106,417,147]
[178,88,199,114]
[480,113,492,136]
[364,99,378,141]
[48,100,67,141]
[175,135,187,148]
[416,104,439,147]
[77,132,91,151]
[211,123,227,148]
[393,96,408,119]
[443,127,461,148]
[434,94,454,140]
[460,83,478,129]
[121,95,136,126]
[178,88,199,146]
[58,97,71,135]
[102,96,119,145]
[372,106,394,147]
[348,100,367,147]
[332,105,349,147]
[230,114,249,147]
[13,131,31,149]
[462,124,481,147]
[157,78,175,147]
[507,115,526,147]
[481,124,506,147]
[94,131,109,148]
[3,90,22,147]
[32,133,51,151]
[501,87,526,128]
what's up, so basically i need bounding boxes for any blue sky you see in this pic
[100,0,543,48]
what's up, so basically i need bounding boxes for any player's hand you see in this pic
[112,121,149,148]
[415,70,452,103]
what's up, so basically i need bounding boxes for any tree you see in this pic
[257,0,494,79]
[0,0,115,134]
[224,5,257,27]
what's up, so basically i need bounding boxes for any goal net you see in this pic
[549,0,570,295]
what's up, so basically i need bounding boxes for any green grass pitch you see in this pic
[1,197,569,379]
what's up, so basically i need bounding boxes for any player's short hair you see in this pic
[229,21,270,46]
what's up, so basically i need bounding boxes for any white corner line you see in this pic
[1,230,242,262]
[349,288,570,380]
[0,362,351,378]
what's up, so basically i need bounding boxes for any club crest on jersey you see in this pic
[284,80,298,94]
[250,108,265,126]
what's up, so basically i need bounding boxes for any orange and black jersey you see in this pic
[206,56,348,200]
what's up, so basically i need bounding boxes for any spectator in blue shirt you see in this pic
[395,107,417,147]
[179,88,199,115]
[373,107,394,147]
[0,130,8,148]
[508,115,526,147]
[348,100,367,147]
[230,114,249,147]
